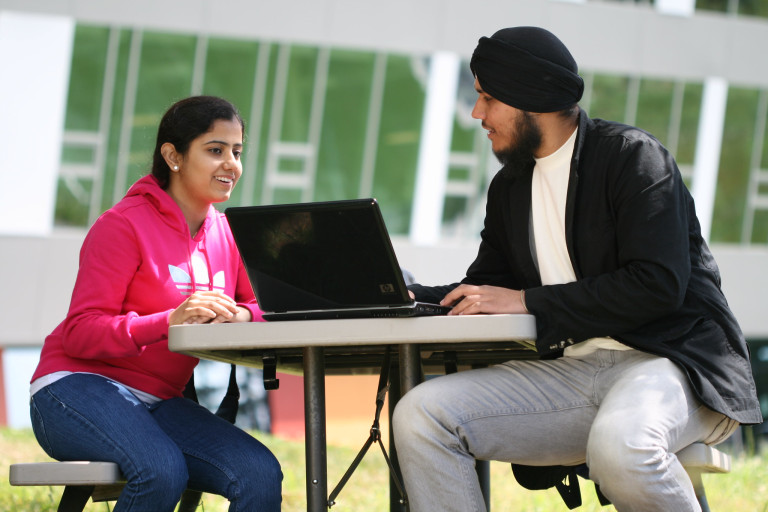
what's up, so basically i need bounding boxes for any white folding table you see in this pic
[169,314,537,512]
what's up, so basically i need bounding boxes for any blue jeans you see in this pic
[392,349,736,512]
[30,373,282,512]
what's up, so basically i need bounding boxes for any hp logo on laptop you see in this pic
[379,283,396,294]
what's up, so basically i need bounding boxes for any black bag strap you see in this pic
[554,468,582,509]
[215,364,240,423]
[574,464,611,506]
[328,347,407,508]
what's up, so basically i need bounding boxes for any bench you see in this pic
[510,442,731,511]
[9,443,731,511]
[677,443,732,512]
[8,461,203,512]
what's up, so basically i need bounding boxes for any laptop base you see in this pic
[264,302,451,321]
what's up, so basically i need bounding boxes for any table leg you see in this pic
[388,365,408,512]
[477,459,491,511]
[303,346,327,512]
[386,343,423,512]
[472,363,491,512]
[393,346,492,512]
[399,343,421,393]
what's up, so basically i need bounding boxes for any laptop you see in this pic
[225,198,452,320]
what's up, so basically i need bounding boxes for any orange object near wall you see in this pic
[268,373,389,448]
[267,373,305,440]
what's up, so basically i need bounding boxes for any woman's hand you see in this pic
[169,290,247,326]
[227,306,253,323]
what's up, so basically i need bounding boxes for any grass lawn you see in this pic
[1,427,766,511]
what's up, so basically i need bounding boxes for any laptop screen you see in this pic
[225,199,412,313]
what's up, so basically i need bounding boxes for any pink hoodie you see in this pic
[32,175,263,399]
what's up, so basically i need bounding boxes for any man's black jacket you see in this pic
[410,111,762,425]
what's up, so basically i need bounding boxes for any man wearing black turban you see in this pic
[393,26,761,512]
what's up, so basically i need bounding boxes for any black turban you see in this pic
[469,26,584,113]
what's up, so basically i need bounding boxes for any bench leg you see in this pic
[56,484,201,512]
[58,485,94,512]
[178,489,203,512]
[687,469,711,512]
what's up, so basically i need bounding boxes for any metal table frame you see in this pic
[169,314,537,512]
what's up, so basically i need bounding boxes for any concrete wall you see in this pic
[4,0,768,87]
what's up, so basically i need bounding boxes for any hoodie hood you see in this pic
[124,174,214,238]
[32,173,261,399]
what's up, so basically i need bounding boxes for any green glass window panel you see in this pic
[451,121,477,154]
[277,156,306,173]
[587,74,629,122]
[695,0,730,14]
[676,82,703,164]
[443,196,469,226]
[122,32,197,193]
[202,37,261,207]
[755,91,768,242]
[61,146,95,164]
[101,28,134,213]
[738,0,768,17]
[711,87,756,242]
[65,25,110,132]
[696,0,768,17]
[54,177,91,227]
[447,167,471,181]
[58,22,768,245]
[282,45,319,143]
[451,67,483,156]
[761,97,768,171]
[442,73,483,225]
[316,49,376,201]
[754,212,768,242]
[635,78,675,147]
[137,32,197,106]
[245,43,281,205]
[203,38,260,112]
[272,188,304,205]
[372,54,426,234]
[451,74,479,156]
[55,25,111,227]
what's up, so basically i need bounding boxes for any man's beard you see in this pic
[493,111,542,179]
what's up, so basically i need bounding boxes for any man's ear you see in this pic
[160,142,181,171]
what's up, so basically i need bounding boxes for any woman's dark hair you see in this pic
[151,96,245,188]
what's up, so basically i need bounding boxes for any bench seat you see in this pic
[9,461,202,512]
[9,443,731,511]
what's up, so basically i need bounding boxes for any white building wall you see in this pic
[0,11,73,235]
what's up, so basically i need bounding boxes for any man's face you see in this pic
[471,77,542,169]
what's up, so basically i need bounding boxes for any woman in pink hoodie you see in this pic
[29,96,282,511]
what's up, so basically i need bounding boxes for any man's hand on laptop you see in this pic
[441,284,526,315]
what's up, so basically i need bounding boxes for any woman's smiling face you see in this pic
[168,117,244,209]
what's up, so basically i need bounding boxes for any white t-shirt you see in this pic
[30,371,162,404]
[531,128,631,356]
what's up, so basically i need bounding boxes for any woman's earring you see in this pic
[173,165,179,170]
